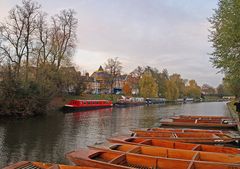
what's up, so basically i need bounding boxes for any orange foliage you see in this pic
[123,83,132,95]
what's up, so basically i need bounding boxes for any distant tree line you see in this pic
[104,58,227,101]
[0,0,78,117]
[122,65,202,100]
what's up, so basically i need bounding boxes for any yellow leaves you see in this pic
[139,72,158,98]
[165,80,179,101]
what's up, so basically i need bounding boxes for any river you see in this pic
[0,102,231,168]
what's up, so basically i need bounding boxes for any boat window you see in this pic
[83,101,86,104]
[88,101,90,104]
[96,101,98,104]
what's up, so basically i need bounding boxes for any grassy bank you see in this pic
[226,100,238,121]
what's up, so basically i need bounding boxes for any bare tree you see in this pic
[36,12,51,66]
[50,9,78,69]
[105,57,122,93]
[0,0,40,80]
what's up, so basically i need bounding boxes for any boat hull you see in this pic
[130,129,240,144]
[160,121,237,129]
[62,105,112,113]
[114,102,145,108]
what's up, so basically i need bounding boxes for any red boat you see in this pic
[63,100,113,112]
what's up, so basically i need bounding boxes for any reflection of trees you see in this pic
[0,115,66,167]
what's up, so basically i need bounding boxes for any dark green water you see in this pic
[0,102,231,167]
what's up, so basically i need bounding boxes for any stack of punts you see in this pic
[3,161,99,169]
[108,136,240,154]
[66,148,240,169]
[160,115,237,129]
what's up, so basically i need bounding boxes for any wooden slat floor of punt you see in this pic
[16,162,42,169]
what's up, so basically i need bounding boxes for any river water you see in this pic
[0,102,231,167]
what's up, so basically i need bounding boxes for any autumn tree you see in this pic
[209,0,240,97]
[104,57,122,93]
[123,82,132,96]
[165,79,179,101]
[139,71,158,98]
[158,69,169,97]
[169,74,186,98]
[185,80,201,98]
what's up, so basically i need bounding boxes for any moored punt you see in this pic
[171,115,232,120]
[89,142,240,164]
[108,136,240,154]
[133,128,231,134]
[130,130,239,144]
[66,148,240,169]
[160,118,237,129]
[3,161,100,169]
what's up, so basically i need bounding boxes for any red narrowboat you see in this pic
[63,100,113,112]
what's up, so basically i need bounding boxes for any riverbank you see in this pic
[49,94,227,112]
[227,101,240,132]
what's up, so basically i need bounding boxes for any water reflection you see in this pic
[0,102,230,167]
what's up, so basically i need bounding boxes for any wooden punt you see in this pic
[160,118,237,129]
[171,115,232,120]
[130,130,239,144]
[66,148,240,169]
[133,128,231,134]
[3,161,99,169]
[108,136,240,154]
[89,142,240,164]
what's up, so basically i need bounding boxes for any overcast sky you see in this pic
[0,0,223,87]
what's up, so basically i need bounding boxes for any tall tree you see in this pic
[169,74,186,98]
[185,80,201,98]
[50,9,78,69]
[158,69,169,97]
[165,79,179,101]
[139,71,158,98]
[0,0,41,79]
[209,0,240,97]
[104,57,122,93]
